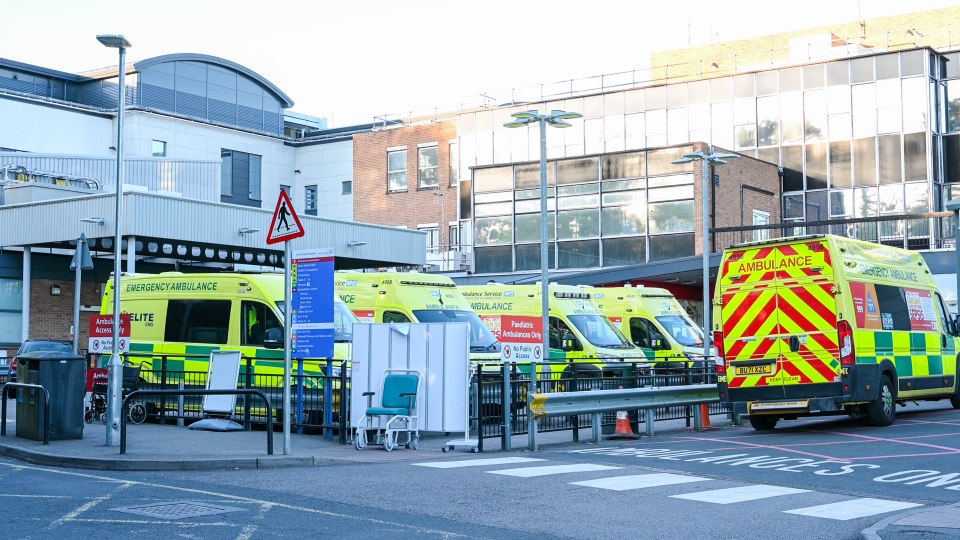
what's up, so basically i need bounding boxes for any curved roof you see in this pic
[133,53,294,108]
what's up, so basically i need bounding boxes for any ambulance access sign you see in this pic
[88,314,131,354]
[499,315,543,362]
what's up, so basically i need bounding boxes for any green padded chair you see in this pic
[354,369,421,451]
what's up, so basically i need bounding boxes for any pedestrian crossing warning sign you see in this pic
[266,190,305,244]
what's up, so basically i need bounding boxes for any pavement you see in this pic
[1,401,956,539]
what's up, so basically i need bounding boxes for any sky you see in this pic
[4,0,958,127]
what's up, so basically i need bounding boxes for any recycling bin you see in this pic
[15,351,85,441]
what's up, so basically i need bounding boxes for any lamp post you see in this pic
[504,110,582,365]
[672,149,739,365]
[97,34,131,447]
[946,200,960,317]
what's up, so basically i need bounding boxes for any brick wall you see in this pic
[28,278,102,346]
[689,142,781,255]
[353,120,459,249]
[651,7,960,81]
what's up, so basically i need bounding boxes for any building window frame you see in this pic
[387,148,408,192]
[753,209,771,241]
[342,180,353,195]
[151,140,167,157]
[419,143,439,189]
[418,224,440,253]
[305,185,318,216]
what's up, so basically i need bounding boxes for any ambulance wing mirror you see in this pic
[562,332,581,352]
[263,327,284,349]
[651,338,669,351]
[953,314,960,337]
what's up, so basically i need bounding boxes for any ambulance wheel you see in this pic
[866,376,896,426]
[748,415,777,431]
[951,362,960,409]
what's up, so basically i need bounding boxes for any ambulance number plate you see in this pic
[733,363,774,376]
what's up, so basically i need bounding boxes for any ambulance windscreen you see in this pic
[413,309,500,351]
[655,315,704,347]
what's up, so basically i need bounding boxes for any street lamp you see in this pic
[504,109,582,365]
[97,33,132,447]
[672,149,739,366]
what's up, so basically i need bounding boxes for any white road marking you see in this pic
[50,495,113,527]
[236,502,275,540]
[671,485,810,504]
[414,457,545,469]
[571,473,710,491]
[784,498,922,520]
[488,464,621,477]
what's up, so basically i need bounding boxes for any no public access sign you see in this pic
[88,313,131,354]
[499,315,543,362]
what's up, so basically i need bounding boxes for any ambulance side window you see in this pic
[383,311,411,324]
[629,318,651,348]
[549,318,579,350]
[935,293,957,336]
[242,301,281,346]
[165,300,230,344]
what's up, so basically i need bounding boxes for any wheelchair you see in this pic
[353,369,421,452]
[85,364,146,425]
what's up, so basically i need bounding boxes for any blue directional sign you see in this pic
[291,247,335,359]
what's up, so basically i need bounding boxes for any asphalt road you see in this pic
[2,401,959,539]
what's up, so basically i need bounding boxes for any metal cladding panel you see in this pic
[0,194,116,246]
[0,153,218,201]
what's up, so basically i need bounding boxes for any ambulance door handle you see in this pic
[788,335,800,353]
[942,334,947,349]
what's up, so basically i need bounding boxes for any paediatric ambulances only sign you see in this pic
[499,315,543,362]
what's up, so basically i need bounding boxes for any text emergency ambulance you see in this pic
[334,272,501,362]
[582,285,706,369]
[459,284,650,378]
[100,272,357,378]
[713,234,960,430]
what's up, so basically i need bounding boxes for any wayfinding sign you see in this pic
[499,315,543,362]
[291,247,335,359]
[88,313,131,354]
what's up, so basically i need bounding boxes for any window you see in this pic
[151,140,167,157]
[849,283,938,332]
[241,301,281,347]
[388,149,407,191]
[383,311,411,324]
[341,180,352,195]
[419,145,439,188]
[449,141,459,186]
[0,278,23,344]
[164,300,231,344]
[305,185,317,216]
[753,210,771,241]
[248,154,261,200]
[449,223,459,250]
[220,150,232,196]
[419,226,439,252]
[220,149,262,207]
[280,184,291,195]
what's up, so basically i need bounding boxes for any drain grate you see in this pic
[112,501,245,520]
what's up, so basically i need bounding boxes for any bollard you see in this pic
[502,362,512,451]
[645,409,655,437]
[177,381,184,428]
[528,361,538,451]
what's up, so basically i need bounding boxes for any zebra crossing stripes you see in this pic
[413,457,545,469]
[783,499,922,520]
[671,485,811,504]
[571,473,710,491]
[488,464,622,477]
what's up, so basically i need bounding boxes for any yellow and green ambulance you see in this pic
[334,271,501,362]
[582,285,706,369]
[458,283,649,379]
[714,234,960,430]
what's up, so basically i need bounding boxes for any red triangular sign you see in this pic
[266,190,305,245]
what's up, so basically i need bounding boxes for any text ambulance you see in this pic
[335,272,501,361]
[714,235,960,430]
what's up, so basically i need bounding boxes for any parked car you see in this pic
[8,340,74,397]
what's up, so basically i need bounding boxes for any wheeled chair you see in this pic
[85,364,146,424]
[353,369,421,452]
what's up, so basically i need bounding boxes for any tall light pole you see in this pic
[97,34,132,447]
[672,149,739,365]
[504,110,582,364]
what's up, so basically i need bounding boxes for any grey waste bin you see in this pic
[16,351,86,441]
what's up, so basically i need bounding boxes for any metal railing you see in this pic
[120,388,273,455]
[527,384,720,449]
[0,383,51,445]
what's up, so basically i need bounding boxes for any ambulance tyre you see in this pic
[866,375,896,426]
[951,359,960,409]
[748,415,777,431]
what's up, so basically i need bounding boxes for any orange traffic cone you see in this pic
[700,403,716,430]
[605,410,640,440]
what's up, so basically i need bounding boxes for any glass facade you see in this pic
[460,48,951,273]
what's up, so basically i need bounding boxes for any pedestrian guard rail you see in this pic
[527,384,720,448]
[0,383,51,445]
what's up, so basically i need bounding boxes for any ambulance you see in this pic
[713,234,960,430]
[100,272,357,379]
[334,272,501,362]
[582,285,706,369]
[458,283,650,377]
